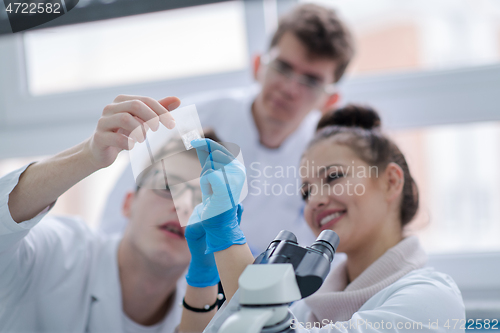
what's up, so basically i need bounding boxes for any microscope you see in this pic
[217,229,340,333]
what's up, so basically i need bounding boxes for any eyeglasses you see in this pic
[138,169,202,207]
[261,54,336,96]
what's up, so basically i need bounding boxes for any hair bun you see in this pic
[317,104,381,131]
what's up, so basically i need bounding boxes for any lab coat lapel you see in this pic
[305,236,427,323]
[85,235,124,332]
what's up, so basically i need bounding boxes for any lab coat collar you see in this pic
[305,236,427,323]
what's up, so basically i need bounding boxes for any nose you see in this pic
[174,191,193,220]
[307,186,330,210]
[280,73,302,98]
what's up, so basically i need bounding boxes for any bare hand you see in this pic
[86,95,181,169]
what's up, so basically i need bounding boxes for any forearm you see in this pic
[8,139,98,223]
[214,244,254,301]
[7,95,181,224]
[179,285,218,333]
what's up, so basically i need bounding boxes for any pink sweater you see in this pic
[305,236,428,323]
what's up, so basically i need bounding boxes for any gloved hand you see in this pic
[189,138,246,253]
[184,212,219,287]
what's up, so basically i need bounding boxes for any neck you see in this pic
[252,96,301,149]
[345,220,402,284]
[118,237,185,326]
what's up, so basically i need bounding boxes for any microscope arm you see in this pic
[217,264,301,333]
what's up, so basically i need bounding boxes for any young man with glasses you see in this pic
[101,3,355,254]
[0,96,218,332]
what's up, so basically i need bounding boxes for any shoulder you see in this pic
[5,215,111,292]
[26,215,104,255]
[183,86,258,118]
[31,215,94,238]
[392,267,463,298]
[363,267,465,319]
[184,85,257,106]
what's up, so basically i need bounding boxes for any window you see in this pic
[302,0,500,75]
[23,1,248,95]
[389,122,500,253]
[303,0,500,254]
[1,1,264,226]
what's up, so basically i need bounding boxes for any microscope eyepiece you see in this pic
[254,229,340,299]
[309,230,340,262]
[253,230,299,265]
[273,230,298,244]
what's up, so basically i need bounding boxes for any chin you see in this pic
[263,100,292,122]
[156,251,189,268]
[306,224,322,238]
[153,245,189,264]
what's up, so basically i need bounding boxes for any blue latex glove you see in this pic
[190,138,246,253]
[184,215,219,287]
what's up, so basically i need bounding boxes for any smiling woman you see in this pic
[189,103,465,333]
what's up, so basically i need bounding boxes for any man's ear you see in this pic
[384,162,405,203]
[252,54,262,81]
[122,191,136,218]
[320,93,340,115]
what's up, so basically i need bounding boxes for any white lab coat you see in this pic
[204,267,465,332]
[0,165,184,333]
[99,86,321,254]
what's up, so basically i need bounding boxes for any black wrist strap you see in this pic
[182,297,218,313]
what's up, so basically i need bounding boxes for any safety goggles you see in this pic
[261,53,337,96]
[138,168,202,208]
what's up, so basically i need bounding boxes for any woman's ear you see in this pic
[252,54,262,81]
[320,93,340,115]
[384,162,404,203]
[122,191,136,218]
